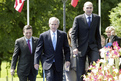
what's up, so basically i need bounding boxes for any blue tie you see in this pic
[52,32,56,50]
[88,17,91,27]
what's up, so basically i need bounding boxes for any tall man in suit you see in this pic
[34,17,70,81]
[71,1,101,81]
[11,25,38,81]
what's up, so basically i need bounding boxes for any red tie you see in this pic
[28,39,31,53]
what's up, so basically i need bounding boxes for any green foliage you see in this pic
[0,0,121,77]
[109,2,121,37]
[0,0,97,61]
[101,0,120,36]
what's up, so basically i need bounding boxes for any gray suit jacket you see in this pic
[71,14,101,57]
[11,36,38,76]
[34,30,70,72]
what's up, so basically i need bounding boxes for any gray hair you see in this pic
[49,17,60,25]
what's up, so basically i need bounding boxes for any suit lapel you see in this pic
[48,30,61,51]
[82,14,89,27]
[32,37,35,54]
[90,14,95,28]
[47,30,54,50]
[56,30,61,50]
[82,14,96,28]
[23,37,28,48]
[83,14,87,24]
[23,37,30,53]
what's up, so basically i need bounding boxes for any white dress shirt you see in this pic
[85,14,92,23]
[50,30,57,62]
[50,30,57,44]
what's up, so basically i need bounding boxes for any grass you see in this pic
[0,78,44,81]
[0,62,45,81]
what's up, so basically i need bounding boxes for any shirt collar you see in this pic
[50,30,57,35]
[85,14,92,19]
[25,37,32,42]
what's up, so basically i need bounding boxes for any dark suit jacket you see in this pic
[106,35,121,47]
[34,30,70,72]
[71,14,101,57]
[11,36,38,76]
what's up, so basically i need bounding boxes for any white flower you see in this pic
[91,69,98,74]
[108,58,114,66]
[100,48,106,58]
[113,69,119,74]
[104,67,108,71]
[119,74,121,81]
[100,59,106,63]
[114,76,118,80]
[119,48,121,52]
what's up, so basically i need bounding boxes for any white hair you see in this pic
[49,17,60,25]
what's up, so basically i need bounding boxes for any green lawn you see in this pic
[0,62,45,81]
[0,78,44,81]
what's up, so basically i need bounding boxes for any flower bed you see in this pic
[83,42,121,81]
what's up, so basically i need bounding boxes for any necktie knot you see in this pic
[28,39,30,42]
[53,32,55,35]
[88,16,91,19]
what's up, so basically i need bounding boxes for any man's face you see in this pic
[23,29,32,39]
[83,3,93,16]
[49,20,59,32]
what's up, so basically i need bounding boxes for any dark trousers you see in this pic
[45,63,63,81]
[76,47,100,81]
[18,70,37,81]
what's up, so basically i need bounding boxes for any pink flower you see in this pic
[83,41,121,81]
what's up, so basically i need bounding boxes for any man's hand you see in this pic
[73,48,78,55]
[65,61,70,68]
[10,69,15,76]
[64,61,70,71]
[34,64,39,70]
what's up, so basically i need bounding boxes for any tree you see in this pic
[0,0,120,77]
[101,0,120,36]
[109,2,121,37]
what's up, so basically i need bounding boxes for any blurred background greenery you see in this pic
[0,0,121,79]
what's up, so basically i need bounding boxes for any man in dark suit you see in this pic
[71,1,101,81]
[34,17,70,81]
[11,25,38,81]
